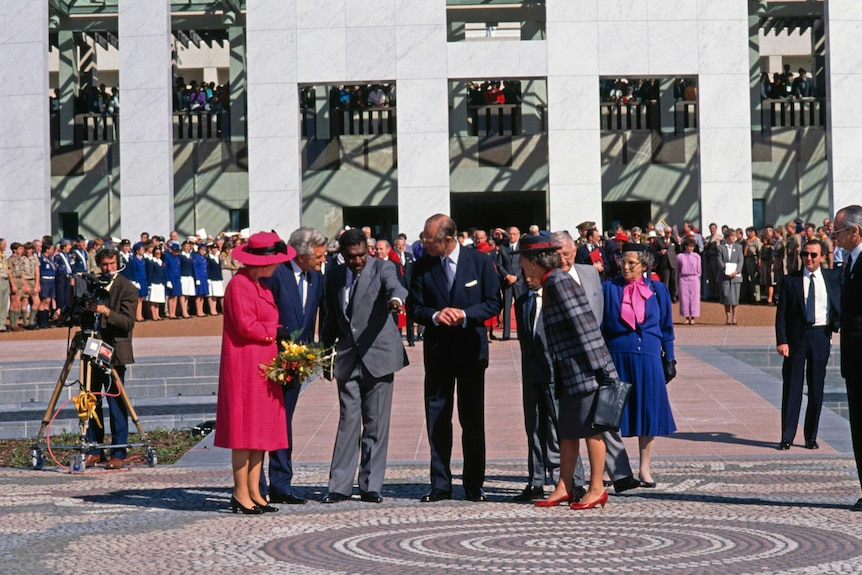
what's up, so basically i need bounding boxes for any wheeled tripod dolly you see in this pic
[29,329,157,471]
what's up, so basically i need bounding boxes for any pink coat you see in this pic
[213,269,288,451]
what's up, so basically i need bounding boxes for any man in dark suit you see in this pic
[320,228,408,503]
[775,239,841,451]
[834,205,862,511]
[83,247,137,470]
[498,226,525,340]
[261,226,327,505]
[575,228,606,278]
[409,214,502,502]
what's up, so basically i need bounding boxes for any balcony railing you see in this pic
[600,102,697,133]
[301,107,396,138]
[173,111,228,140]
[762,98,825,129]
[80,112,119,143]
[467,104,523,136]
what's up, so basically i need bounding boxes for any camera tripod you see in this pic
[30,328,157,471]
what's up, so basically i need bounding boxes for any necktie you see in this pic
[530,292,540,336]
[297,272,306,308]
[844,254,853,287]
[806,273,816,324]
[444,257,455,291]
[346,272,359,318]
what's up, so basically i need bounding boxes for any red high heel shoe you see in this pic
[535,491,573,507]
[570,490,608,510]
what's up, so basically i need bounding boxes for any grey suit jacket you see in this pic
[322,257,408,381]
[569,263,603,325]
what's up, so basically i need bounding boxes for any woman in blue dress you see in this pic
[131,242,149,321]
[601,243,676,487]
[37,243,57,328]
[163,241,183,319]
[192,243,210,317]
[146,245,166,320]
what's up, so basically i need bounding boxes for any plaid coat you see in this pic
[542,268,615,396]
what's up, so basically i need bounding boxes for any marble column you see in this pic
[118,0,174,237]
[546,2,602,231]
[228,22,246,143]
[0,1,51,241]
[823,0,862,211]
[246,0,301,235]
[395,3,449,239]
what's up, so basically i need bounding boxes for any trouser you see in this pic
[0,275,9,330]
[86,365,129,460]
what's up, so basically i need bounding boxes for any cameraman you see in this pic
[84,247,138,470]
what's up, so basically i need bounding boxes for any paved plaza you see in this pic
[2,324,862,573]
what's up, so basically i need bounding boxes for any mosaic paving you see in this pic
[2,459,862,574]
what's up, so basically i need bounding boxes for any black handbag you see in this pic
[591,372,633,430]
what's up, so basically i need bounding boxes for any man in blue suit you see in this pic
[409,214,502,502]
[775,238,841,451]
[260,226,327,505]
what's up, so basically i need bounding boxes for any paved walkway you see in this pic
[3,325,862,574]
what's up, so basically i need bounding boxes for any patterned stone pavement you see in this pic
[5,322,862,573]
[2,457,862,574]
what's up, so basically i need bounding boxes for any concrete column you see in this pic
[57,27,78,146]
[315,85,330,141]
[449,81,469,136]
[659,78,674,134]
[246,0,301,234]
[0,1,51,241]
[118,0,174,236]
[749,2,764,132]
[228,23,246,143]
[521,78,545,135]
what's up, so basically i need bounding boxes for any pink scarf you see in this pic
[620,278,654,330]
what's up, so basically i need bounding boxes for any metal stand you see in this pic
[29,329,157,471]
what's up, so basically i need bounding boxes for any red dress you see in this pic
[213,268,288,451]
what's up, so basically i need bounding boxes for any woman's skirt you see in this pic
[558,387,600,439]
[147,283,166,304]
[208,279,225,298]
[180,275,196,297]
[719,280,741,306]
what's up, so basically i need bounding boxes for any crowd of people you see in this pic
[4,205,862,513]
[761,66,815,100]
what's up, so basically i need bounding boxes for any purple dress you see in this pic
[676,251,701,318]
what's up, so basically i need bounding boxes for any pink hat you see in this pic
[231,231,295,266]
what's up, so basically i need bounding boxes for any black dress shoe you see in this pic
[321,492,351,504]
[360,491,383,503]
[419,489,452,502]
[464,488,487,502]
[805,440,819,450]
[778,441,791,450]
[268,493,307,505]
[512,485,544,502]
[613,475,641,493]
[638,480,657,488]
[851,498,862,512]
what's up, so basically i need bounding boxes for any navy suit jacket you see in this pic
[263,261,323,344]
[515,290,554,386]
[775,269,841,348]
[842,257,862,378]
[408,245,502,371]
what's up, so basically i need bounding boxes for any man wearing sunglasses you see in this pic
[775,239,841,452]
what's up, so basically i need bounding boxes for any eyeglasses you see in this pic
[833,226,852,235]
[621,260,642,268]
[800,252,820,258]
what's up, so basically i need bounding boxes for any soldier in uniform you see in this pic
[575,221,596,249]
[21,242,42,330]
[0,239,10,331]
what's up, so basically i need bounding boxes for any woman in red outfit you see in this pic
[214,232,295,514]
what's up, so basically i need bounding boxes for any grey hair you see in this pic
[838,204,862,234]
[623,247,655,269]
[522,250,562,270]
[550,230,573,246]
[288,226,327,257]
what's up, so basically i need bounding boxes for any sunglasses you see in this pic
[800,251,820,258]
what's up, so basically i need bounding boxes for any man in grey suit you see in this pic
[320,228,408,503]
[554,231,640,493]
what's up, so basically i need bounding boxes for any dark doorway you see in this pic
[342,206,399,241]
[451,191,547,234]
[59,212,79,240]
[602,200,651,233]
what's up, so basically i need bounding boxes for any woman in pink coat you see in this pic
[214,231,295,514]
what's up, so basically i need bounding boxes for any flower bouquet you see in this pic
[260,338,334,388]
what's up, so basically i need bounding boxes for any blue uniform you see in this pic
[192,252,209,296]
[39,254,56,299]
